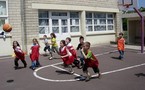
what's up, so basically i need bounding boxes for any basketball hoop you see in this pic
[123,4,131,8]
[118,0,137,14]
[123,4,132,13]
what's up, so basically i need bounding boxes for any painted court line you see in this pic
[92,63,145,77]
[95,50,117,56]
[33,62,80,82]
[34,62,145,82]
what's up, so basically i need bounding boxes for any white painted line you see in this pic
[34,61,145,82]
[92,63,145,77]
[95,50,117,56]
[51,65,80,76]
[33,62,80,82]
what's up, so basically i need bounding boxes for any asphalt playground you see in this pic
[0,45,145,90]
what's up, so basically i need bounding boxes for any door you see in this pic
[51,16,70,46]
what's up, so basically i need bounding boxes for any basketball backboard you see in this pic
[118,0,138,11]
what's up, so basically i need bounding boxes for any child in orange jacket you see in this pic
[117,32,125,60]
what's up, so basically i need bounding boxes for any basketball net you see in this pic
[123,4,131,13]
[118,4,131,14]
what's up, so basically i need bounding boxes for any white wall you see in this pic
[0,37,13,56]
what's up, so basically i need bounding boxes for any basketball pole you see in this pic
[134,8,144,53]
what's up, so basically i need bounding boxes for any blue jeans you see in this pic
[118,50,124,59]
[31,61,36,68]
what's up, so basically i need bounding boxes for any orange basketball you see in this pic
[3,23,12,32]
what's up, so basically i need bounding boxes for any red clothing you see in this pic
[117,37,125,51]
[59,46,74,65]
[30,44,40,61]
[84,50,99,68]
[13,46,25,60]
[66,43,77,59]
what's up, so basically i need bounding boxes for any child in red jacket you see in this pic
[29,38,40,70]
[13,41,27,69]
[59,40,75,74]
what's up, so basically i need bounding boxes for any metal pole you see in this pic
[134,8,144,53]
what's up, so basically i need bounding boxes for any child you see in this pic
[117,32,125,60]
[29,38,40,70]
[76,36,84,50]
[43,35,50,56]
[81,42,101,81]
[49,33,59,60]
[76,36,85,68]
[13,41,27,69]
[66,37,79,68]
[59,40,74,74]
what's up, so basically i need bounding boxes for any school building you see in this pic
[122,12,145,44]
[0,0,121,56]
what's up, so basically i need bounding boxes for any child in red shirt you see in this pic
[13,41,27,69]
[29,38,40,70]
[117,32,125,60]
[81,42,101,81]
[59,40,75,74]
[65,37,80,68]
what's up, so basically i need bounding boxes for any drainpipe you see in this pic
[134,8,144,53]
[20,0,27,53]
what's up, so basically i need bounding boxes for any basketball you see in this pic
[3,23,12,32]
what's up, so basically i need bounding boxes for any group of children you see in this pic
[12,32,125,81]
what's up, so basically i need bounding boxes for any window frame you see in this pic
[0,0,8,33]
[0,0,8,17]
[86,12,115,34]
[38,11,81,37]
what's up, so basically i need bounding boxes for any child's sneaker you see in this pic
[69,71,74,75]
[97,73,102,79]
[49,57,53,60]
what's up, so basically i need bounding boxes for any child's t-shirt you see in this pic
[84,50,99,67]
[13,46,25,60]
[117,38,125,51]
[44,38,49,46]
[51,38,58,47]
[76,42,84,50]
[85,50,96,61]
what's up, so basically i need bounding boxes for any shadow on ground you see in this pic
[55,70,70,75]
[135,73,145,77]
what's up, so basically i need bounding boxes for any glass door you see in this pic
[51,16,70,44]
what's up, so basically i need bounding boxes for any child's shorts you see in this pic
[44,46,50,52]
[83,64,100,73]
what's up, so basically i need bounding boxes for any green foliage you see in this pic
[122,18,127,31]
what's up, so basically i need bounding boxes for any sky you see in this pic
[138,0,145,8]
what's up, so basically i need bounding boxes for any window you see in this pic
[38,11,49,34]
[38,11,80,35]
[61,19,68,33]
[86,12,93,32]
[52,12,67,16]
[86,12,114,32]
[0,1,7,16]
[70,12,80,32]
[52,19,59,33]
[0,0,8,33]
